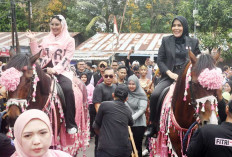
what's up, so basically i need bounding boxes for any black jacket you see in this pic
[0,133,15,157]
[187,122,232,157]
[157,35,200,78]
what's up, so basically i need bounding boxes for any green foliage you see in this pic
[0,0,28,32]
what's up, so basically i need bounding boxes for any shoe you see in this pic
[142,149,149,156]
[144,125,156,137]
[67,127,77,134]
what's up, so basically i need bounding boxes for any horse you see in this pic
[150,50,222,157]
[0,52,89,156]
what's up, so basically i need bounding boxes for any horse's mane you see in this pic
[172,61,190,111]
[193,54,216,77]
[6,53,31,70]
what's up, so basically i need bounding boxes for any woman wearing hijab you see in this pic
[126,75,147,157]
[25,15,77,134]
[146,16,201,136]
[80,72,95,137]
[11,109,71,157]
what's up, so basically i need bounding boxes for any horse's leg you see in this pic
[169,126,182,156]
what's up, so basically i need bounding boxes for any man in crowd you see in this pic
[92,65,98,73]
[90,61,107,87]
[111,60,118,73]
[76,60,92,79]
[86,62,92,71]
[126,48,140,77]
[93,84,133,157]
[117,65,127,85]
[92,67,117,156]
[187,99,232,157]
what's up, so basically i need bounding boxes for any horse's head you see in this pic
[1,52,40,127]
[189,49,222,126]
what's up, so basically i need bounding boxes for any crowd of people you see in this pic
[0,14,232,157]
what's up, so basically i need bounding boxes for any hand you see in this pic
[25,30,36,42]
[166,70,178,81]
[46,67,56,75]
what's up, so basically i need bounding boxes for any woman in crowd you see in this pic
[80,72,95,137]
[11,109,71,157]
[223,80,232,94]
[147,16,201,136]
[139,65,154,125]
[26,15,77,134]
[126,75,147,157]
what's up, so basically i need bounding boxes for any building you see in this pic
[73,33,170,65]
[0,32,84,62]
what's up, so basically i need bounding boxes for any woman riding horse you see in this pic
[26,15,77,134]
[146,16,201,136]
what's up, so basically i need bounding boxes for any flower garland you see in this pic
[183,64,192,101]
[0,67,22,91]
[198,68,223,90]
[32,64,40,102]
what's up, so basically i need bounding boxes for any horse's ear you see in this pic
[189,48,197,65]
[30,51,41,64]
[213,48,221,64]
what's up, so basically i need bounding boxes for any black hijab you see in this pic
[171,16,189,44]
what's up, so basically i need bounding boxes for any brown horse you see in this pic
[150,50,221,156]
[1,52,89,155]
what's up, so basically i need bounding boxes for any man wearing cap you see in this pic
[187,98,232,157]
[92,65,98,73]
[93,84,133,157]
[90,61,107,87]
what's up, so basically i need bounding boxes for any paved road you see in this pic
[76,136,148,157]
[76,137,95,157]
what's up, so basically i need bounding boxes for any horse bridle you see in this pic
[189,80,199,118]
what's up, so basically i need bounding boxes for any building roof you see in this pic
[0,32,80,47]
[73,33,171,60]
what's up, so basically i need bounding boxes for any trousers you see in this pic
[56,75,77,129]
[149,67,182,130]
[131,126,146,157]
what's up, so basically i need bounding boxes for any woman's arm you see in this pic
[26,30,45,56]
[132,99,147,121]
[157,38,169,75]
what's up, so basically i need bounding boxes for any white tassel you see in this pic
[201,104,205,112]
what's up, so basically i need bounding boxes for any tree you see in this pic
[177,0,232,57]
[0,0,28,32]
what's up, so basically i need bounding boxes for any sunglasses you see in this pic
[100,64,106,68]
[104,75,114,79]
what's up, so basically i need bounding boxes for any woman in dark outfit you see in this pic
[146,16,201,136]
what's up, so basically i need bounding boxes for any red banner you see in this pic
[0,46,10,57]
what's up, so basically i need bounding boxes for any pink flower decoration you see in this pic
[0,67,22,91]
[198,68,223,90]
